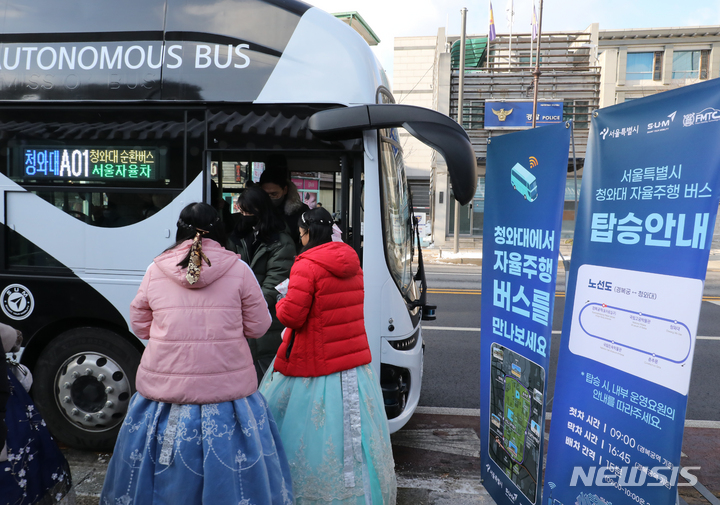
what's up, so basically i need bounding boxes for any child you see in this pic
[101,202,293,505]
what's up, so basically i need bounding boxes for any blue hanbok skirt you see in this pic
[100,391,294,505]
[0,371,72,505]
[259,363,397,505]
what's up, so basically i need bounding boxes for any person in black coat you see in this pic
[228,187,295,380]
[259,161,309,252]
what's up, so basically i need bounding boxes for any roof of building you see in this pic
[451,38,488,69]
[599,25,720,41]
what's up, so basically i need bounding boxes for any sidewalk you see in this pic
[60,410,719,504]
[422,240,720,296]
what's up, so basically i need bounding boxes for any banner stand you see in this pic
[542,78,720,505]
[479,122,571,505]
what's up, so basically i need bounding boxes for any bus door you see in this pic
[339,153,364,262]
[206,151,361,257]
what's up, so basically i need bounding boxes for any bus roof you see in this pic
[511,163,536,183]
[0,0,386,104]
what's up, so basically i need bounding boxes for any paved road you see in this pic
[421,263,720,421]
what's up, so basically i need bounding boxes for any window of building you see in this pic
[672,50,709,80]
[448,177,484,237]
[462,102,484,130]
[563,101,590,130]
[626,52,662,81]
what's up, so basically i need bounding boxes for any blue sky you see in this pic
[308,0,720,80]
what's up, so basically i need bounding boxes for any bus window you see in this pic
[24,190,177,228]
[379,129,419,306]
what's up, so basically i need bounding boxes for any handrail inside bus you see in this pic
[308,104,478,205]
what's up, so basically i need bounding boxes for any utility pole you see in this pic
[507,0,514,67]
[453,7,467,253]
[529,1,535,68]
[531,0,544,128]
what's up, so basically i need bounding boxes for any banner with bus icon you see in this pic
[480,122,571,505]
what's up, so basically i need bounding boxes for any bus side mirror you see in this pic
[308,104,478,205]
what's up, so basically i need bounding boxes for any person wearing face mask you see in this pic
[258,158,309,252]
[229,186,295,380]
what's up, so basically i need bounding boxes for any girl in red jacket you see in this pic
[260,208,397,504]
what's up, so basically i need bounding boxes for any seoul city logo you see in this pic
[1,283,34,320]
[683,107,720,127]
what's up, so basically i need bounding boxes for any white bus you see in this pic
[0,0,477,449]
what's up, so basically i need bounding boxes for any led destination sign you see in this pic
[16,147,165,182]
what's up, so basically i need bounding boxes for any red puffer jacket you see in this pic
[274,241,371,377]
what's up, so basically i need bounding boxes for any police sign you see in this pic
[484,101,564,129]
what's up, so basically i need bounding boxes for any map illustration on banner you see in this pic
[480,122,570,505]
[488,344,545,502]
[542,78,720,505]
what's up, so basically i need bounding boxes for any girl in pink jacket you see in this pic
[101,203,293,505]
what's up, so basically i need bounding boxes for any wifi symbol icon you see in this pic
[529,157,539,169]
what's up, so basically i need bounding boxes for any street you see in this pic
[420,263,720,421]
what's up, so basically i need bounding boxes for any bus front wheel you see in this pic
[34,327,142,450]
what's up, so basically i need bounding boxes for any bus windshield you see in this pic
[379,128,418,304]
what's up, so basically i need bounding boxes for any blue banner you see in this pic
[484,101,564,129]
[480,123,571,505]
[542,79,720,505]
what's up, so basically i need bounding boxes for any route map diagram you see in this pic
[488,343,545,503]
[568,264,701,395]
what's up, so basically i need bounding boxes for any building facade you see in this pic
[394,24,720,247]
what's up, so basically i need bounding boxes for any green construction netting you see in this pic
[451,38,488,69]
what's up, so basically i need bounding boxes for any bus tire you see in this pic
[33,327,142,451]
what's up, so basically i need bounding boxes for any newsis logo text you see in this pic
[569,463,699,488]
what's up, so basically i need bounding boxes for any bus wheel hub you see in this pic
[55,352,131,430]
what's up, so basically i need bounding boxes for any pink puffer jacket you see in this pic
[130,239,271,404]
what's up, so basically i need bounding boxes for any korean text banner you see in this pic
[542,79,720,505]
[480,122,570,505]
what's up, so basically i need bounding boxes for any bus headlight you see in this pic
[387,331,419,351]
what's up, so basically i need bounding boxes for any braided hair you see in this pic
[298,207,334,252]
